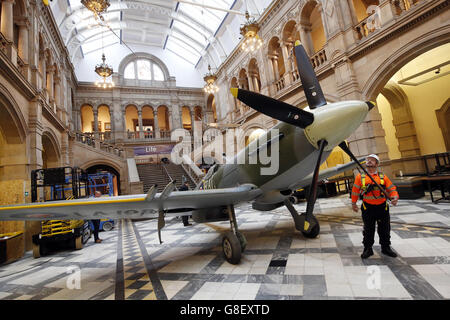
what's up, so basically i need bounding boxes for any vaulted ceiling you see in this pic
[51,0,269,67]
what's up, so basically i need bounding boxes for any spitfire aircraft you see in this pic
[0,41,386,264]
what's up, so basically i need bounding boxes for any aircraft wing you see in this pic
[289,157,365,190]
[0,184,262,221]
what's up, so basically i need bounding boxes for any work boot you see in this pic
[381,246,397,258]
[361,247,374,259]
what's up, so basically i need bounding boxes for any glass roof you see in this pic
[51,0,274,77]
[58,0,235,65]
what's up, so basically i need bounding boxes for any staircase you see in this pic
[136,164,170,193]
[163,163,196,190]
[136,163,196,193]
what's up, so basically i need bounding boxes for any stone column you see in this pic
[281,42,292,85]
[93,109,99,138]
[46,66,54,102]
[108,107,114,141]
[190,109,195,132]
[153,109,160,139]
[299,24,314,56]
[252,75,260,92]
[270,55,279,80]
[0,0,14,42]
[54,76,61,109]
[167,109,173,132]
[137,109,144,138]
[77,109,82,132]
[247,74,254,92]
[122,109,127,139]
[18,22,29,63]
[39,52,46,92]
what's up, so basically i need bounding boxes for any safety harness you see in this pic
[360,173,388,211]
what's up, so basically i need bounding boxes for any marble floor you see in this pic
[0,194,449,300]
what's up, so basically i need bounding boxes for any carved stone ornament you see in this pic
[325,0,334,17]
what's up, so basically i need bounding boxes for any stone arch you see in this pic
[97,104,111,133]
[282,20,300,44]
[80,104,94,133]
[363,28,450,100]
[268,37,285,80]
[80,160,124,196]
[436,98,450,151]
[299,0,326,55]
[206,94,217,123]
[157,105,170,134]
[238,68,249,90]
[41,129,61,169]
[380,82,421,157]
[125,104,139,132]
[0,83,27,143]
[248,58,261,93]
[84,163,122,196]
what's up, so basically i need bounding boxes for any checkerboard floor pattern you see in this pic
[0,194,449,300]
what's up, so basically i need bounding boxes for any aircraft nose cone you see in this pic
[304,101,369,150]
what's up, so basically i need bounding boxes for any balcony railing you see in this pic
[391,0,422,16]
[75,131,125,158]
[291,68,300,82]
[275,77,285,92]
[310,48,327,69]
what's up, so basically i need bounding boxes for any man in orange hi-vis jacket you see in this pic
[351,154,399,259]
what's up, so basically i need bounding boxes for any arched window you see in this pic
[123,59,165,81]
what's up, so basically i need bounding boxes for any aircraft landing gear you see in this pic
[222,205,246,264]
[284,199,320,238]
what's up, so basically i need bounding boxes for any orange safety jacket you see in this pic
[351,172,399,205]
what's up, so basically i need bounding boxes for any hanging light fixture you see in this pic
[95,53,114,88]
[203,65,219,94]
[81,0,110,16]
[240,11,263,52]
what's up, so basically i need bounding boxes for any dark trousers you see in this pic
[361,202,391,248]
[91,219,100,241]
[182,215,189,226]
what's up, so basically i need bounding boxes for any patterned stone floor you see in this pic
[0,194,449,300]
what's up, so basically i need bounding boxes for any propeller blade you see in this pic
[294,41,327,110]
[230,88,314,128]
[338,141,391,200]
[304,139,328,229]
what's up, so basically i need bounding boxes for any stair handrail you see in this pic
[161,163,177,190]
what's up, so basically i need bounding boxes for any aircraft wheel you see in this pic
[222,232,241,265]
[301,218,320,238]
[236,231,247,252]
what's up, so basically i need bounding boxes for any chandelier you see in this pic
[203,65,219,94]
[240,11,263,52]
[81,0,110,16]
[95,53,114,88]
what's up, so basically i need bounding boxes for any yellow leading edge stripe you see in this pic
[0,197,146,211]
